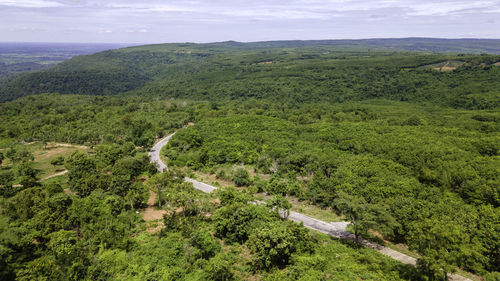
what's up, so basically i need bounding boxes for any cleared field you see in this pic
[421,60,465,71]
[1,142,89,181]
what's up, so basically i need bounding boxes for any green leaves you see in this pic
[232,168,251,187]
[190,229,221,260]
[408,218,465,279]
[335,192,397,241]
[247,222,298,270]
[213,203,272,244]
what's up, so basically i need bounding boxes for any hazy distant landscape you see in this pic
[0,42,129,84]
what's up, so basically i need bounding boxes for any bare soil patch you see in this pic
[48,143,88,150]
[142,190,167,221]
[437,66,457,71]
[41,170,68,181]
[64,188,76,196]
[425,60,464,71]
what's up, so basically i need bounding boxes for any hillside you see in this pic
[1,39,500,107]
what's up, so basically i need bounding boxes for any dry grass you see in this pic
[435,66,457,71]
[194,171,235,188]
[63,188,77,196]
[47,142,88,150]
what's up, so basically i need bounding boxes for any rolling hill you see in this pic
[2,38,500,109]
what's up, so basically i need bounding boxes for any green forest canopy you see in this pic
[0,40,499,280]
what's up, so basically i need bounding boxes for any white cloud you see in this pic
[0,0,62,8]
[406,1,497,16]
[1,0,500,42]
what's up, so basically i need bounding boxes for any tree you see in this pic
[0,152,4,167]
[0,214,25,280]
[407,218,467,280]
[147,170,184,207]
[16,161,38,188]
[7,148,34,164]
[0,170,15,197]
[247,222,306,270]
[213,203,271,243]
[334,191,396,242]
[65,151,96,197]
[190,229,221,260]
[267,194,292,219]
[112,157,142,178]
[124,182,147,210]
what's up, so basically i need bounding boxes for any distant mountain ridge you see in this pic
[199,38,500,54]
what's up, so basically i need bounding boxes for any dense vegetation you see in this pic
[164,100,499,276]
[2,40,500,106]
[0,41,499,280]
[1,95,430,280]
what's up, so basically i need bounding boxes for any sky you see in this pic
[1,0,500,43]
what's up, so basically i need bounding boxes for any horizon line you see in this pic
[1,37,500,45]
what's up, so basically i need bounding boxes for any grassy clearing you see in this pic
[1,141,88,181]
[455,269,483,281]
[290,199,343,222]
[31,143,89,180]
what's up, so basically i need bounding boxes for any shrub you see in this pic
[232,168,251,187]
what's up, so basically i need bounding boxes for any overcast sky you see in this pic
[1,0,500,43]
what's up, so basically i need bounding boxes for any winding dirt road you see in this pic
[149,132,470,281]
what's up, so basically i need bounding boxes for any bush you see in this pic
[232,168,251,187]
[203,253,235,281]
[485,272,500,281]
[247,222,308,270]
[50,156,65,166]
[213,203,271,243]
[190,229,220,260]
[216,170,227,180]
[266,176,289,195]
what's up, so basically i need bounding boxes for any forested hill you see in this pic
[1,38,500,107]
[195,38,500,54]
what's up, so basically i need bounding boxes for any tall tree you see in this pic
[407,218,466,280]
[334,191,396,242]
